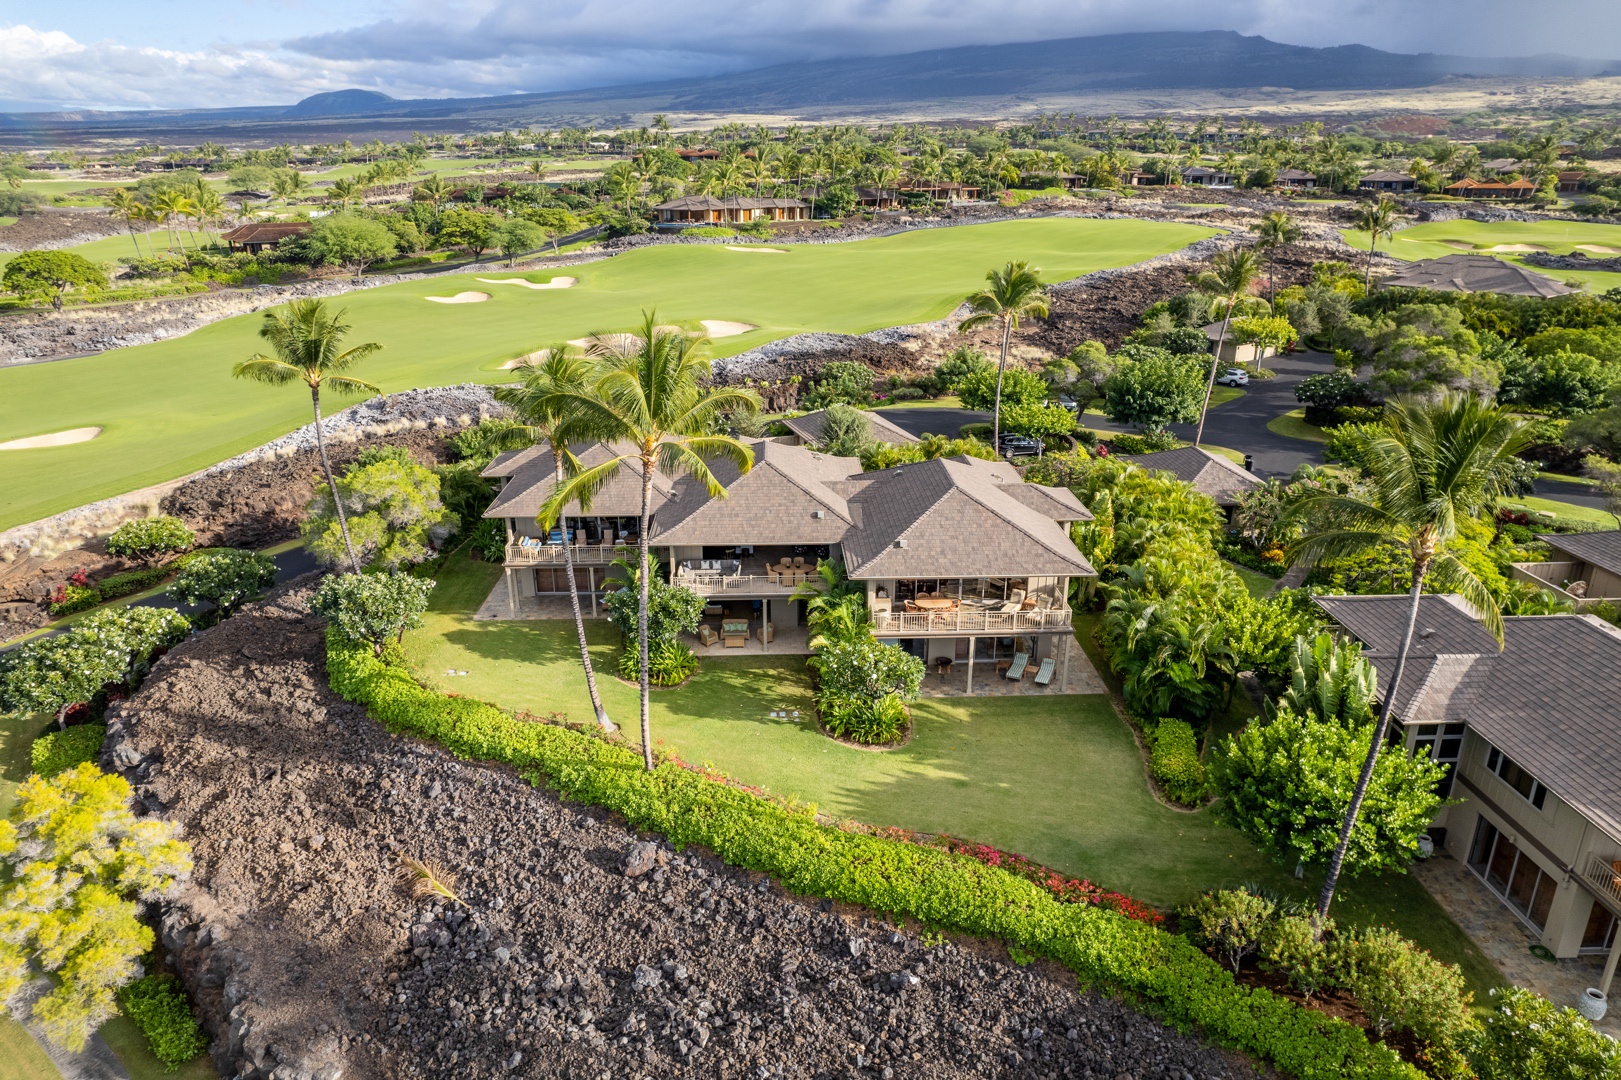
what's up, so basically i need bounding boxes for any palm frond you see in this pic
[231,356,304,385]
[323,375,382,396]
[1426,551,1506,646]
[542,453,635,528]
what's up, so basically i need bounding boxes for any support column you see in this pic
[763,598,769,653]
[965,636,975,696]
[589,566,597,617]
[505,567,516,618]
[1603,925,1621,996]
[1061,634,1071,691]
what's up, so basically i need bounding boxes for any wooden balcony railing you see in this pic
[1581,852,1621,916]
[871,606,1072,636]
[674,568,819,597]
[505,542,630,566]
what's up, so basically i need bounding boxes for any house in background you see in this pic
[482,441,1095,691]
[222,221,311,254]
[1359,171,1417,193]
[1116,446,1261,517]
[1316,594,1621,1001]
[1201,321,1279,366]
[1512,530,1621,609]
[779,409,919,449]
[651,195,810,227]
[1274,168,1318,191]
[1480,158,1520,175]
[1558,171,1587,194]
[1442,178,1536,200]
[1181,165,1236,188]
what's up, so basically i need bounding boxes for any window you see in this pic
[1583,899,1618,953]
[1468,818,1559,931]
[1486,748,1548,810]
[1412,722,1466,798]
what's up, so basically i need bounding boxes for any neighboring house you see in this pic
[1181,166,1236,188]
[221,221,311,254]
[1201,321,1279,366]
[675,148,720,161]
[651,195,810,226]
[1125,171,1161,187]
[1512,530,1621,609]
[801,186,903,210]
[483,441,1095,687]
[1558,171,1587,194]
[1317,594,1621,988]
[897,181,983,201]
[1116,446,1261,514]
[779,409,920,449]
[1442,178,1536,200]
[1274,168,1318,190]
[1378,254,1577,298]
[1480,158,1519,175]
[1359,171,1418,193]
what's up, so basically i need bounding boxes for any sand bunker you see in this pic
[424,292,490,304]
[725,246,787,254]
[566,332,641,352]
[499,349,553,370]
[1482,244,1545,252]
[0,426,103,450]
[1429,239,1476,249]
[476,276,577,290]
[700,320,757,338]
[1576,245,1621,255]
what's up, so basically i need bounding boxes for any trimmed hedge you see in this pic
[31,724,107,777]
[97,565,171,601]
[325,632,1420,1080]
[116,974,209,1069]
[1148,720,1208,805]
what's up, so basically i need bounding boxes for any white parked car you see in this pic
[1215,368,1249,387]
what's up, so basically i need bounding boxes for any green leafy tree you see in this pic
[923,346,992,397]
[493,218,548,266]
[998,399,1077,440]
[1286,393,1530,916]
[169,549,277,618]
[1230,314,1296,354]
[813,404,875,457]
[817,183,857,217]
[310,572,435,655]
[1193,248,1262,445]
[544,312,759,769]
[1361,304,1498,397]
[0,765,191,1053]
[861,435,998,471]
[494,347,618,732]
[104,516,194,566]
[0,608,189,727]
[2,251,107,310]
[233,299,382,572]
[802,361,876,409]
[1472,986,1621,1080]
[438,208,494,259]
[1280,632,1377,724]
[1352,197,1402,293]
[957,261,1050,446]
[603,577,705,649]
[304,213,398,281]
[1499,346,1616,415]
[303,457,457,570]
[1211,703,1449,876]
[813,637,925,700]
[954,366,1048,412]
[1101,350,1206,434]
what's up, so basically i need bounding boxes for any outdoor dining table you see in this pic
[913,597,956,611]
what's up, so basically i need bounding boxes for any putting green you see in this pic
[0,217,1213,531]
[1340,219,1621,293]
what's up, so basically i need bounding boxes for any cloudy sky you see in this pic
[2,0,1619,112]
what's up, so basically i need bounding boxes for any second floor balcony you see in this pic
[871,597,1072,636]
[505,539,631,566]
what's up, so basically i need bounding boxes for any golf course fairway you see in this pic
[0,217,1214,531]
[1339,218,1621,294]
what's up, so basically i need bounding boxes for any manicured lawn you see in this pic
[402,551,1505,1002]
[0,231,178,273]
[1227,561,1277,599]
[1266,408,1328,443]
[0,1015,59,1080]
[1340,219,1621,293]
[1208,386,1245,409]
[1499,494,1617,528]
[0,218,1215,531]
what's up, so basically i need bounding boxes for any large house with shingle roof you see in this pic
[1316,594,1621,984]
[651,195,809,226]
[1512,530,1621,609]
[779,409,919,449]
[1118,446,1263,513]
[482,439,1095,688]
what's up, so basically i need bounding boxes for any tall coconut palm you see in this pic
[493,347,617,733]
[1192,248,1263,447]
[543,313,759,770]
[329,177,363,211]
[1251,210,1302,313]
[232,299,382,573]
[1286,393,1531,917]
[190,181,226,250]
[1353,197,1401,293]
[108,190,150,258]
[958,261,1050,449]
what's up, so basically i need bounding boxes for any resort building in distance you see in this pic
[482,440,1095,692]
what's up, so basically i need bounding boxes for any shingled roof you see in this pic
[1539,529,1621,578]
[482,443,674,520]
[780,409,919,448]
[651,441,856,546]
[1118,446,1262,507]
[1379,254,1576,298]
[1316,593,1621,842]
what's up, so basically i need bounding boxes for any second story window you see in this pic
[1486,747,1548,810]
[1413,722,1465,798]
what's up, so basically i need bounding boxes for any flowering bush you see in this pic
[940,838,1162,925]
[105,516,194,566]
[49,584,101,617]
[0,608,189,723]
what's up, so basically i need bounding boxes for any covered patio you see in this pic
[915,636,1104,697]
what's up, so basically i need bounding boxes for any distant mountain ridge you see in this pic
[3,31,1618,141]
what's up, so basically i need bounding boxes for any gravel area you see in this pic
[106,584,1262,1080]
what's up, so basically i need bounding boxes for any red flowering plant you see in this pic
[938,837,1164,925]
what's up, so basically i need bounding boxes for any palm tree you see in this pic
[232,299,382,573]
[329,177,363,210]
[1251,210,1302,312]
[958,261,1050,448]
[1192,248,1262,447]
[1286,394,1531,917]
[413,175,452,223]
[543,313,760,770]
[190,181,226,250]
[108,190,149,258]
[1353,197,1401,293]
[494,347,617,733]
[526,160,547,181]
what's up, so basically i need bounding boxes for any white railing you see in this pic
[1581,852,1621,914]
[675,570,817,597]
[505,542,630,566]
[871,606,1072,635]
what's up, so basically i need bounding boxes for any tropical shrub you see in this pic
[105,517,195,566]
[435,462,498,527]
[813,637,925,701]
[1211,704,1448,875]
[30,725,107,778]
[801,361,876,409]
[954,366,1050,412]
[1182,888,1276,973]
[0,765,191,1052]
[309,572,435,655]
[918,346,992,397]
[1322,421,1389,470]
[168,549,277,619]
[603,579,704,649]
[115,975,208,1070]
[999,400,1077,440]
[96,566,170,601]
[680,226,736,238]
[1341,927,1475,1073]
[1471,986,1621,1080]
[1279,633,1376,724]
[1259,912,1337,1000]
[617,640,699,687]
[819,691,909,744]
[325,633,1425,1080]
[303,457,457,570]
[450,418,530,469]
[0,608,189,724]
[813,403,875,458]
[1147,719,1206,804]
[1106,430,1178,454]
[468,518,507,563]
[2,250,107,309]
[48,584,102,616]
[861,434,998,471]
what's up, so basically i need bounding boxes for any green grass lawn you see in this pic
[1226,561,1277,599]
[0,230,190,273]
[1499,494,1617,528]
[403,552,1502,999]
[1208,386,1245,409]
[0,218,1214,531]
[1340,219,1621,293]
[1266,408,1328,443]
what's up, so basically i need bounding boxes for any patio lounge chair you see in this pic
[1005,651,1029,680]
[697,625,719,647]
[757,623,774,644]
[1033,657,1055,686]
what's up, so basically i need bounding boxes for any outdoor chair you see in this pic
[792,557,806,569]
[767,568,781,586]
[1005,651,1029,680]
[696,625,719,647]
[757,623,775,644]
[1033,657,1056,686]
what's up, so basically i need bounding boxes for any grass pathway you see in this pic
[0,218,1214,531]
